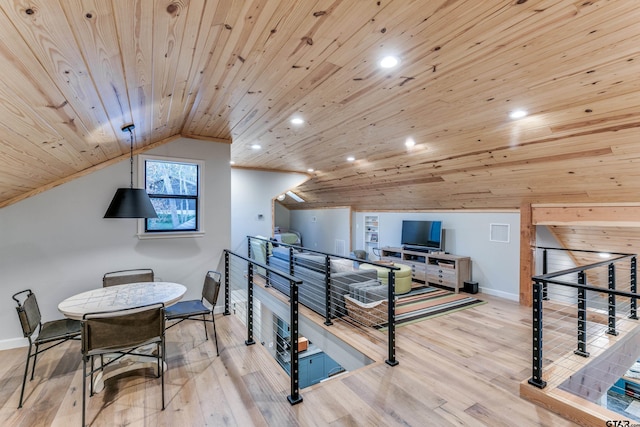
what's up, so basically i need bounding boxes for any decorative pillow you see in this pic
[331,258,354,273]
[361,285,388,303]
[294,253,326,271]
[348,279,380,302]
[271,246,291,261]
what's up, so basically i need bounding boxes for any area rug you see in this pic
[377,285,486,329]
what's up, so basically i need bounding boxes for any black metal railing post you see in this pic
[288,247,294,276]
[631,257,638,320]
[575,271,589,357]
[245,263,256,346]
[542,249,548,300]
[324,255,333,326]
[528,279,546,388]
[607,263,618,336]
[288,278,303,405]
[385,270,398,366]
[224,250,231,315]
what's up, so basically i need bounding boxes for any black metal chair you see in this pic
[165,270,221,355]
[102,268,154,287]
[12,289,81,409]
[81,303,166,426]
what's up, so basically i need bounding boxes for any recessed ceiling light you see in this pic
[379,56,399,69]
[405,137,415,148]
[346,156,355,162]
[307,168,314,173]
[599,252,611,259]
[291,117,304,125]
[229,160,235,165]
[251,144,261,150]
[510,110,527,119]
[276,194,286,201]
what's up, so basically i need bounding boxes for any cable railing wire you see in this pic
[528,247,640,419]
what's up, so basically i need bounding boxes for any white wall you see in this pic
[274,201,291,230]
[352,211,521,300]
[0,137,230,348]
[230,169,308,254]
[290,208,351,255]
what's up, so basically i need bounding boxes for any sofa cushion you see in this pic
[271,246,291,261]
[348,279,380,302]
[361,284,388,303]
[294,253,326,272]
[331,258,354,273]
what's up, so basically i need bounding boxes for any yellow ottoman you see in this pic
[359,263,412,295]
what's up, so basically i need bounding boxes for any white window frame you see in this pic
[137,154,206,239]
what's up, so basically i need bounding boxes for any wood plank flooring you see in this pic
[0,294,581,426]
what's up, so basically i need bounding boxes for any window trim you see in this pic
[137,154,205,239]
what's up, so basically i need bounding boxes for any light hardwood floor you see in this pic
[0,293,580,427]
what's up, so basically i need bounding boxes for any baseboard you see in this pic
[0,337,28,351]
[479,287,519,302]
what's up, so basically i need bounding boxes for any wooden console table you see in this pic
[380,247,471,293]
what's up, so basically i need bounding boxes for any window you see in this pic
[138,155,204,237]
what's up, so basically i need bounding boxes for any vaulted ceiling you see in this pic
[1,0,639,212]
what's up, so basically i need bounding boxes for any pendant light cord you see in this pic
[121,123,136,189]
[129,129,134,189]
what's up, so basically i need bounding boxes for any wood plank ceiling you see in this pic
[0,0,640,212]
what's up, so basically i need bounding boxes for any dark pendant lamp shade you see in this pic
[104,188,158,218]
[104,124,158,219]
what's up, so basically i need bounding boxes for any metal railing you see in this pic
[528,247,639,395]
[223,249,305,404]
[247,236,400,366]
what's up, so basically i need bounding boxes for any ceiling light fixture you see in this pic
[510,110,528,119]
[379,56,399,68]
[229,160,235,165]
[291,117,304,125]
[276,194,286,201]
[286,190,305,202]
[251,144,262,150]
[405,137,415,148]
[104,124,158,219]
[307,168,314,173]
[346,156,355,162]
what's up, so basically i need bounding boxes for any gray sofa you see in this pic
[267,247,379,318]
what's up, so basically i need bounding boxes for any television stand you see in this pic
[402,246,432,253]
[380,247,471,292]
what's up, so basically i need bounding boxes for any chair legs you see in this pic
[161,340,165,410]
[202,314,208,340]
[18,343,33,409]
[30,343,39,380]
[82,357,87,427]
[212,315,219,357]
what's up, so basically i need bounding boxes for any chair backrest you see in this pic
[202,271,222,306]
[81,304,164,356]
[103,269,154,287]
[12,290,41,338]
[352,250,368,261]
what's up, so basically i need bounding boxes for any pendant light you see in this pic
[104,124,158,218]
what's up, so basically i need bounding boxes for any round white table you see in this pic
[58,282,186,392]
[58,281,186,320]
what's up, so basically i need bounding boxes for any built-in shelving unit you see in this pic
[364,215,379,257]
[380,247,471,293]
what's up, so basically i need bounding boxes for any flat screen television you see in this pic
[401,220,443,251]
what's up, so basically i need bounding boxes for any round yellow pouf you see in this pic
[359,263,413,295]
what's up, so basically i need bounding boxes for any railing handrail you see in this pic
[533,253,634,281]
[224,248,304,404]
[247,235,399,367]
[536,246,632,257]
[249,235,402,270]
[225,249,303,284]
[528,246,638,390]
